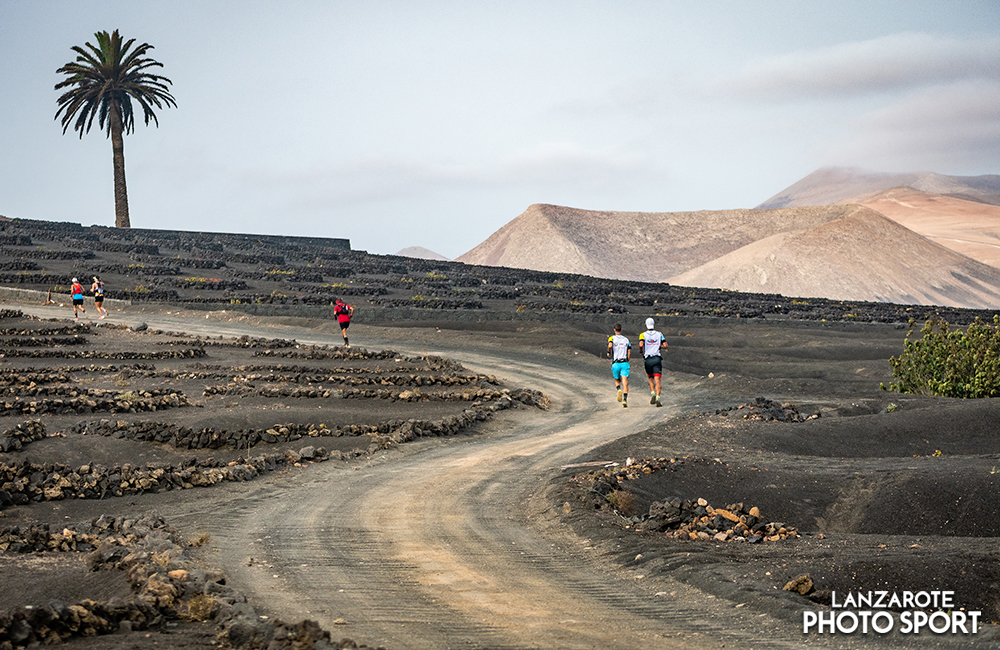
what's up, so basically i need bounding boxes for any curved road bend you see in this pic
[17,307,806,648]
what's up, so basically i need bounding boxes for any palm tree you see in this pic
[55,30,177,228]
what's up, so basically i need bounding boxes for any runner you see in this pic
[69,278,87,320]
[639,317,667,407]
[606,323,631,408]
[91,276,107,319]
[334,299,354,347]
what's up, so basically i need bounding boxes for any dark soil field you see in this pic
[0,217,998,649]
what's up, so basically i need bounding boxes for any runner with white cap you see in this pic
[639,317,667,406]
[70,277,86,320]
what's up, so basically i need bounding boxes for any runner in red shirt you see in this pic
[334,299,354,347]
[70,278,87,320]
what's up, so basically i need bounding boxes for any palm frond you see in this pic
[53,29,176,138]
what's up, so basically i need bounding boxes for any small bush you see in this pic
[606,489,637,516]
[882,316,1000,398]
[188,532,211,547]
[185,594,218,622]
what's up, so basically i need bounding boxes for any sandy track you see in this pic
[11,306,814,648]
[200,351,805,649]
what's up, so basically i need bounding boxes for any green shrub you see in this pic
[882,316,1000,398]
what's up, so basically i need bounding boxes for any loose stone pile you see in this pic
[0,349,205,359]
[581,457,799,543]
[65,400,524,449]
[159,335,297,349]
[337,386,511,402]
[0,336,86,347]
[715,396,819,422]
[0,365,151,383]
[0,421,46,452]
[0,514,380,649]
[200,372,495,397]
[0,387,190,417]
[0,324,88,336]
[638,498,798,542]
[0,386,546,508]
[0,451,327,506]
[0,310,550,648]
[69,418,341,449]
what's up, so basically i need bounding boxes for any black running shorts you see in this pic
[644,356,662,377]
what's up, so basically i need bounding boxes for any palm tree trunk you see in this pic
[109,100,131,229]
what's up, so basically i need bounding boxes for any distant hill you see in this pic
[842,187,1000,269]
[758,167,1000,209]
[457,203,863,282]
[669,207,1000,308]
[396,246,450,261]
[458,200,1000,309]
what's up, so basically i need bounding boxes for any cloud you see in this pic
[720,33,1000,100]
[491,142,654,189]
[825,80,1000,171]
[238,142,656,209]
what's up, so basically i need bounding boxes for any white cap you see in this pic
[645,317,655,329]
[72,277,78,282]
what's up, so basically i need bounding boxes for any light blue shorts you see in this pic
[611,361,630,379]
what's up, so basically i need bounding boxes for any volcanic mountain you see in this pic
[668,207,1000,308]
[838,187,1000,269]
[458,200,1000,309]
[456,203,865,282]
[757,167,1000,209]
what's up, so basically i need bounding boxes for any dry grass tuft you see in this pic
[607,489,637,516]
[185,594,217,621]
[188,532,211,547]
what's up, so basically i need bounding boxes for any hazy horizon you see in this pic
[1,1,998,258]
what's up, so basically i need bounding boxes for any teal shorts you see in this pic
[611,361,630,379]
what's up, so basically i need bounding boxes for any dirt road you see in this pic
[8,306,920,648]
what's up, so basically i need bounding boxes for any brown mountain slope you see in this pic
[669,207,1000,309]
[457,203,864,282]
[758,167,1000,210]
[842,187,1000,269]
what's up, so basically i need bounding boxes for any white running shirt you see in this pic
[639,329,664,358]
[608,334,631,362]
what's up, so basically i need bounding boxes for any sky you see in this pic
[1,1,999,259]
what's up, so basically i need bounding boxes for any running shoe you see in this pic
[655,396,663,407]
[623,401,628,408]
[650,393,657,404]
[616,389,623,402]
